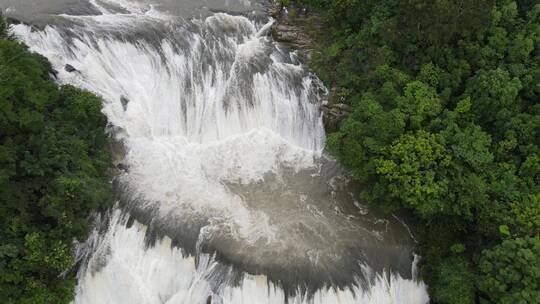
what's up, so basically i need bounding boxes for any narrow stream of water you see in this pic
[5,0,429,302]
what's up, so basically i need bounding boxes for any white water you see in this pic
[12,0,429,303]
[74,210,427,304]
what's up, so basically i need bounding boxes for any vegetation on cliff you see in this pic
[280,0,540,303]
[0,16,112,303]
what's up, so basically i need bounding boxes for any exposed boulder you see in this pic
[50,69,59,79]
[273,24,312,47]
[65,64,78,73]
[321,103,352,133]
[120,95,129,111]
[267,3,282,17]
[267,2,317,62]
[105,122,126,137]
[330,103,352,112]
[116,163,129,172]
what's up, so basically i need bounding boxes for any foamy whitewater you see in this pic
[10,0,429,303]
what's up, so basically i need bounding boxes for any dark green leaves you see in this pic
[0,18,111,304]
[295,0,540,302]
[479,236,540,304]
[376,131,450,217]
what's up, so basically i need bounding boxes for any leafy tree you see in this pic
[327,92,405,182]
[479,236,540,304]
[285,0,540,302]
[375,131,450,217]
[395,0,495,45]
[432,257,475,304]
[464,68,522,130]
[396,81,442,130]
[0,17,112,303]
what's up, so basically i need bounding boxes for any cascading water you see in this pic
[7,0,430,303]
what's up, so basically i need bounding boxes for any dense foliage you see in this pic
[0,16,112,303]
[286,0,540,303]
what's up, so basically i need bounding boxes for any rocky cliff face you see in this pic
[267,2,351,133]
[267,2,314,62]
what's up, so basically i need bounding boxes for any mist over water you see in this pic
[7,0,429,302]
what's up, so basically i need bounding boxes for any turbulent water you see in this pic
[5,0,429,303]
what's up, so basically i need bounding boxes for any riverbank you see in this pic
[0,16,113,304]
[271,1,540,304]
[11,3,433,302]
[267,1,352,133]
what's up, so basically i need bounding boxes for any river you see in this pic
[2,0,429,303]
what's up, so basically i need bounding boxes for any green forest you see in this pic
[0,17,112,303]
[1,0,540,302]
[283,0,540,303]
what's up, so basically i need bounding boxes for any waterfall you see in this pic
[12,0,429,303]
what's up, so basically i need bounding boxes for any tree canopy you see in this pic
[288,0,540,302]
[0,16,112,303]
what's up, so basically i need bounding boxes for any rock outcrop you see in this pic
[120,95,129,111]
[321,103,352,132]
[65,64,78,73]
[267,2,316,62]
[267,1,352,132]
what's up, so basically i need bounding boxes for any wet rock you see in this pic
[267,2,317,62]
[120,95,129,111]
[331,103,352,112]
[116,163,129,172]
[321,103,352,116]
[321,103,352,133]
[65,64,77,73]
[267,3,282,17]
[50,69,59,79]
[274,24,311,46]
[268,2,346,133]
[109,137,127,163]
[106,122,120,133]
[271,23,314,62]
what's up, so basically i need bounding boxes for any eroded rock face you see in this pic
[267,3,314,61]
[273,24,312,47]
[321,103,352,133]
[267,3,352,133]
